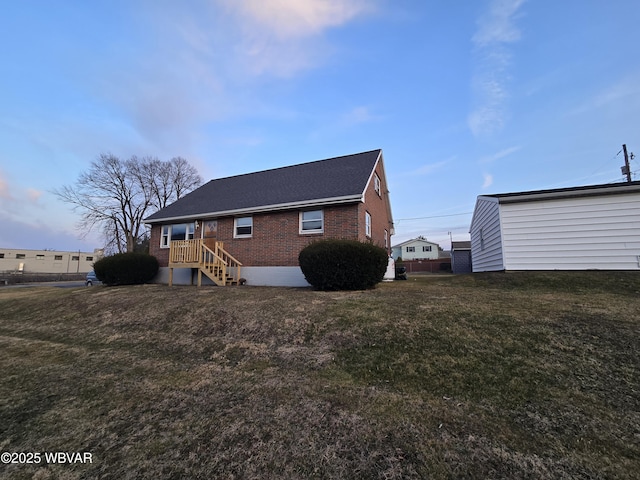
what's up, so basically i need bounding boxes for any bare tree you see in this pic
[55,154,202,253]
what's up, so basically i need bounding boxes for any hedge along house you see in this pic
[144,150,394,287]
[469,181,640,272]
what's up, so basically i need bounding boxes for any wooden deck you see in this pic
[168,239,242,286]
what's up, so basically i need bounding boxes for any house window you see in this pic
[374,174,381,196]
[86,256,93,262]
[0,253,4,259]
[300,210,323,234]
[161,226,170,248]
[480,228,485,250]
[36,254,45,260]
[160,223,196,248]
[72,256,80,261]
[384,229,388,248]
[16,254,25,259]
[423,246,432,252]
[365,211,372,237]
[54,255,63,261]
[406,246,415,253]
[234,217,253,238]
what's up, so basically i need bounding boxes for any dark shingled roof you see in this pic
[145,149,382,223]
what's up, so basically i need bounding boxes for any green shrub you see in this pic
[93,253,159,286]
[298,240,389,291]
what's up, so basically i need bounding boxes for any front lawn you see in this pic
[1,272,638,479]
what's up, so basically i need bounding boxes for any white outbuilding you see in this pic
[469,181,640,272]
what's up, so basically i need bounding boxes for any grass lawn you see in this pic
[0,272,639,479]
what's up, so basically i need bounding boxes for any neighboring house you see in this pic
[469,181,640,272]
[451,241,472,274]
[0,248,103,274]
[391,238,440,261]
[144,149,394,287]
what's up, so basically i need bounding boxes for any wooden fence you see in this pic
[397,259,451,273]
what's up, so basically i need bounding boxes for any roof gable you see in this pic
[145,150,382,223]
[392,238,439,249]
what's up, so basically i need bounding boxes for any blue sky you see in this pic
[1,0,639,252]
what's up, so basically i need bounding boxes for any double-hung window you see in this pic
[365,211,372,237]
[374,174,381,196]
[406,246,415,253]
[300,210,323,234]
[234,217,253,238]
[423,245,432,252]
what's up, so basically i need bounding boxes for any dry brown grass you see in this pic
[0,272,639,479]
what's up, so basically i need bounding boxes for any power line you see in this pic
[396,212,473,222]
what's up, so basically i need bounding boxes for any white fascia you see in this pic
[144,194,363,225]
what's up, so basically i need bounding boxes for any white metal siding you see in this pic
[470,198,504,271]
[500,193,640,270]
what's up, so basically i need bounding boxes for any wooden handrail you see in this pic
[170,239,243,286]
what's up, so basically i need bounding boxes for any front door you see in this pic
[203,220,218,249]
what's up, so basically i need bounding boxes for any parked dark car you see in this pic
[395,266,407,280]
[85,271,102,286]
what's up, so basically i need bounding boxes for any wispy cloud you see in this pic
[215,0,373,77]
[27,188,43,203]
[87,0,374,151]
[479,145,521,164]
[394,158,451,178]
[569,73,640,116]
[340,106,381,126]
[0,172,12,200]
[482,173,494,188]
[468,0,526,137]
[219,0,372,39]
[413,159,450,176]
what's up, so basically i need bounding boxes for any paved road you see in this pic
[0,281,88,289]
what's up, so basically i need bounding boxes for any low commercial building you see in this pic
[0,248,103,274]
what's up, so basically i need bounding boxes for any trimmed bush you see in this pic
[93,253,159,286]
[298,240,389,291]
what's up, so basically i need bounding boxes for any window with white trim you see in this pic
[300,210,323,233]
[374,174,381,196]
[406,246,415,253]
[423,245,432,252]
[234,216,253,238]
[384,229,388,248]
[160,223,196,248]
[365,211,371,237]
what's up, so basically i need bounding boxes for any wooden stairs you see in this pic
[168,240,242,287]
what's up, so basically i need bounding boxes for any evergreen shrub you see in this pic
[298,239,388,291]
[93,252,159,286]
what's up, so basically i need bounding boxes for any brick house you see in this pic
[144,149,394,286]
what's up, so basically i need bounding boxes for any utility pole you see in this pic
[622,144,632,183]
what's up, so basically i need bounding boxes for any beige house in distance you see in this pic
[0,248,103,274]
[392,238,440,261]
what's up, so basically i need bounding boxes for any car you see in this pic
[85,271,102,286]
[395,266,407,280]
